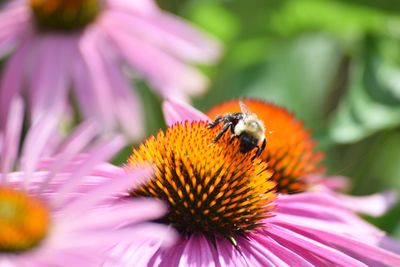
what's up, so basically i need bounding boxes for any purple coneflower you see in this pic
[0,99,175,266]
[0,0,220,140]
[164,98,397,216]
[102,98,400,266]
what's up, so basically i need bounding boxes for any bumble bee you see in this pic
[207,101,266,159]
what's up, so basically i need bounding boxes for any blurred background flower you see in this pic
[0,0,221,140]
[0,99,175,266]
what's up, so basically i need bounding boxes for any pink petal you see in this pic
[152,13,221,63]
[60,165,151,216]
[51,223,175,250]
[38,121,99,193]
[102,9,220,63]
[249,234,315,267]
[162,97,209,126]
[240,237,289,267]
[215,238,248,267]
[0,3,30,57]
[282,222,400,266]
[38,156,124,181]
[71,50,100,120]
[98,39,145,140]
[380,236,400,254]
[28,35,73,124]
[305,174,349,190]
[106,0,158,15]
[179,234,216,266]
[0,34,31,127]
[266,226,365,267]
[79,26,116,131]
[101,18,209,98]
[53,135,126,206]
[65,199,167,231]
[330,190,397,217]
[1,97,24,183]
[20,112,58,190]
[271,213,382,245]
[55,121,99,154]
[275,197,383,238]
[105,241,161,267]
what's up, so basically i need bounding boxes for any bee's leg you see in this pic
[229,135,238,143]
[253,139,267,159]
[212,122,232,143]
[207,116,225,129]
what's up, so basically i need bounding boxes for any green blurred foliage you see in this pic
[140,0,400,236]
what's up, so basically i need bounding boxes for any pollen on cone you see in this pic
[128,121,276,239]
[207,99,324,193]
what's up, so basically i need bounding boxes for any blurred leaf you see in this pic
[245,34,341,128]
[156,0,187,13]
[365,37,400,105]
[112,144,132,165]
[270,0,400,45]
[366,202,400,236]
[228,37,275,69]
[335,0,400,14]
[197,34,341,134]
[329,36,400,144]
[185,1,240,43]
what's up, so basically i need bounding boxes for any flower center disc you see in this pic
[129,121,276,239]
[0,187,50,252]
[30,0,102,31]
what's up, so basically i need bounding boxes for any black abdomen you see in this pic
[239,134,258,153]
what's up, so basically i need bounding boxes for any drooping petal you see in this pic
[101,17,208,99]
[20,111,59,190]
[0,35,32,127]
[102,9,220,63]
[0,2,30,57]
[1,97,24,182]
[162,97,209,126]
[106,0,159,15]
[327,189,397,217]
[98,38,145,139]
[27,35,73,124]
[79,26,116,131]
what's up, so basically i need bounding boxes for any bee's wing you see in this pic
[239,101,252,115]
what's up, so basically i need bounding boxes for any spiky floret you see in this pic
[0,187,49,252]
[30,0,102,31]
[207,99,324,194]
[128,121,276,240]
